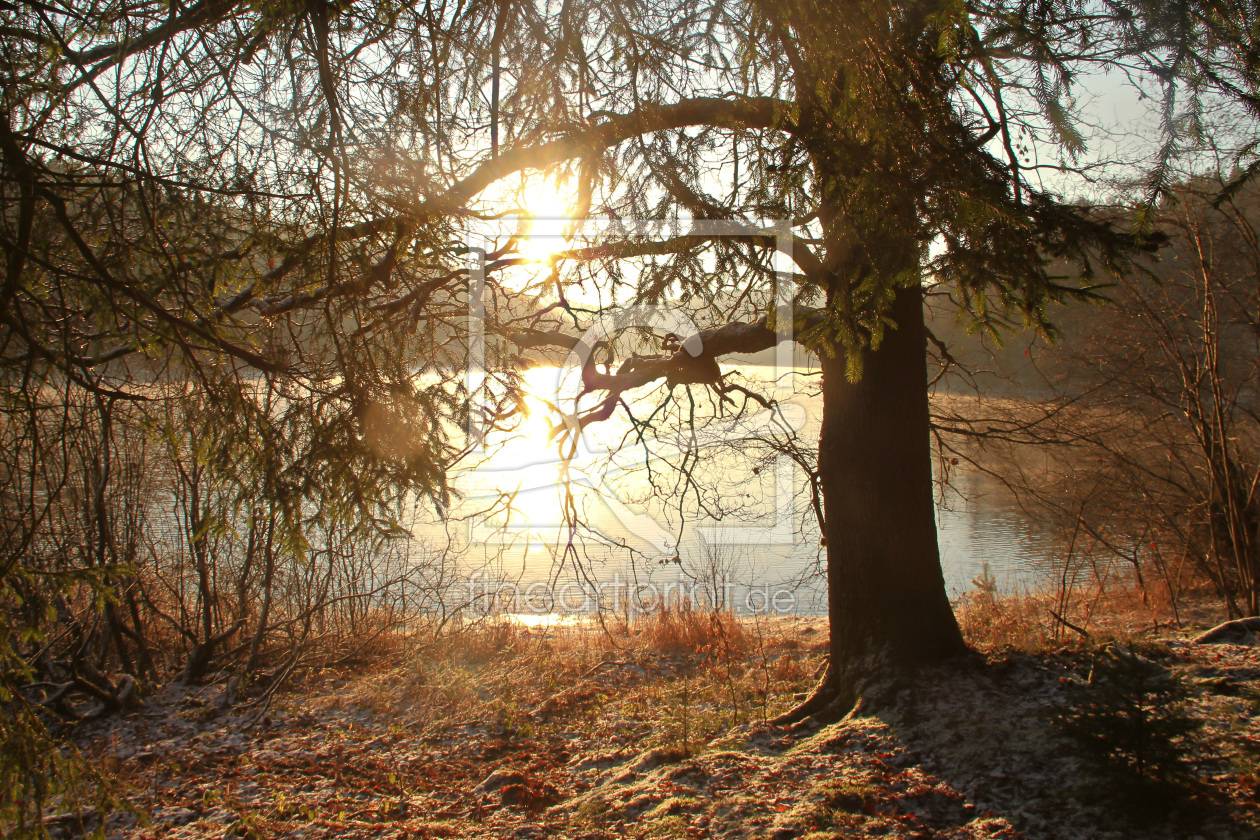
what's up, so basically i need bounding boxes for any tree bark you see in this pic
[782,284,968,721]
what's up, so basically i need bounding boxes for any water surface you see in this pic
[429,365,1063,617]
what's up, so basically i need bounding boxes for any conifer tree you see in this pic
[0,0,1256,723]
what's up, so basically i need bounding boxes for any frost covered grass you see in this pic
[58,599,1260,840]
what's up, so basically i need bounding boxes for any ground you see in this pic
[55,609,1260,839]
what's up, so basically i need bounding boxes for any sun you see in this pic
[514,179,578,262]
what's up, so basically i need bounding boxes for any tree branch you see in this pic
[509,306,822,431]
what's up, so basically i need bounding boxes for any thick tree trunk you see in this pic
[784,284,967,721]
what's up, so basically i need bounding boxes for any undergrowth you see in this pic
[955,569,1195,653]
[1053,643,1203,797]
[341,606,821,754]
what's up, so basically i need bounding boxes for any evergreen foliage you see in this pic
[1056,644,1204,788]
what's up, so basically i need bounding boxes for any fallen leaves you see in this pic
[60,618,1260,840]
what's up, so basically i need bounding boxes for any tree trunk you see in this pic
[784,284,968,721]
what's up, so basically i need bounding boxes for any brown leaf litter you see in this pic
[57,618,1260,839]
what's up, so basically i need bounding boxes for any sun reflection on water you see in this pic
[478,367,575,529]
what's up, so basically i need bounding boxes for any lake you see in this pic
[420,364,1065,618]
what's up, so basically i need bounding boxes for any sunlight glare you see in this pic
[483,368,569,527]
[515,179,577,263]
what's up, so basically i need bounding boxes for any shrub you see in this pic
[1054,643,1203,789]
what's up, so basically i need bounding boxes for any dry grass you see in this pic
[954,574,1217,653]
[327,607,819,756]
[955,586,1061,652]
[632,600,749,657]
[304,576,1235,756]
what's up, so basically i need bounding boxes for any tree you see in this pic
[1,0,1256,727]
[492,0,1237,716]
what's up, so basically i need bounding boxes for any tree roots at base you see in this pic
[771,649,980,727]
